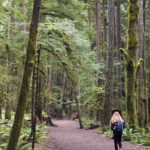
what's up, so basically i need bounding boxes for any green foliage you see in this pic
[0,114,48,150]
[37,11,100,117]
[81,117,101,128]
[123,126,133,141]
[98,126,113,138]
[98,124,150,146]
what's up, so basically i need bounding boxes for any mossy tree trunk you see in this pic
[7,0,42,149]
[145,0,150,125]
[137,0,149,128]
[121,0,140,129]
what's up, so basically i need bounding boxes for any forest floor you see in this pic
[36,120,150,150]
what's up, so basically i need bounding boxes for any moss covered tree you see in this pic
[137,0,148,128]
[7,0,42,149]
[121,0,141,129]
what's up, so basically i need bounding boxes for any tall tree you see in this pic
[5,0,13,120]
[36,48,43,121]
[73,85,84,129]
[96,0,101,63]
[137,0,148,128]
[121,0,140,129]
[102,0,115,125]
[116,0,122,103]
[145,0,150,124]
[7,0,42,149]
[96,0,103,121]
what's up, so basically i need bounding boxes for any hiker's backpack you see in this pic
[113,120,122,131]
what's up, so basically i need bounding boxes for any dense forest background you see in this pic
[0,0,150,149]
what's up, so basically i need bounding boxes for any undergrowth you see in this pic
[0,113,48,150]
[98,125,150,146]
[81,117,150,146]
[81,117,101,128]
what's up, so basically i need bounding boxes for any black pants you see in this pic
[113,131,122,150]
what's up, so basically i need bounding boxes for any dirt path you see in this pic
[37,120,149,150]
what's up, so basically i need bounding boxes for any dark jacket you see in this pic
[110,121,125,131]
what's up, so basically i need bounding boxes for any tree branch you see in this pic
[136,58,143,75]
[120,48,131,62]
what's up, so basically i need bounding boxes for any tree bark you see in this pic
[17,1,26,100]
[67,87,72,119]
[102,0,114,126]
[0,98,2,119]
[96,0,101,63]
[61,73,66,114]
[137,0,149,128]
[102,0,107,42]
[5,0,12,120]
[7,0,42,149]
[122,0,139,129]
[145,0,150,125]
[46,67,53,119]
[36,48,43,121]
[5,98,11,120]
[73,86,83,129]
[116,0,122,103]
[31,67,36,149]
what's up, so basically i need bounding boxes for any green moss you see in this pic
[6,1,42,149]
[123,0,139,130]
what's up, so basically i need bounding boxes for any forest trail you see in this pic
[36,120,148,150]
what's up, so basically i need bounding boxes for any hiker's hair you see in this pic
[110,111,124,123]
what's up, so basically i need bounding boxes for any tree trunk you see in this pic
[102,0,107,42]
[121,0,139,129]
[31,67,36,149]
[36,48,42,121]
[5,99,11,120]
[0,108,1,119]
[102,0,114,126]
[46,67,53,119]
[137,0,148,128]
[67,87,72,119]
[96,0,101,63]
[7,0,42,149]
[5,0,12,121]
[61,73,66,115]
[145,0,150,125]
[73,86,83,129]
[96,0,103,121]
[17,1,26,100]
[116,0,122,104]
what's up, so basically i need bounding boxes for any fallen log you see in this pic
[85,123,99,130]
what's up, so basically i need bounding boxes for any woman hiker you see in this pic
[110,110,125,150]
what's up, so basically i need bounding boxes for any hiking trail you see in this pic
[36,120,149,150]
